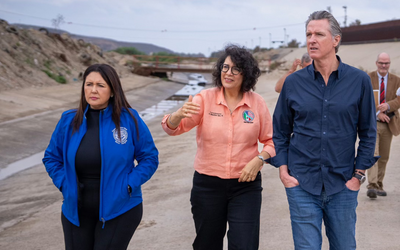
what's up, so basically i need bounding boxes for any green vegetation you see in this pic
[126,60,134,66]
[269,61,281,71]
[42,69,67,84]
[114,47,145,55]
[41,60,67,83]
[44,60,52,69]
[252,46,272,53]
[160,77,169,81]
[287,39,301,48]
[147,52,178,63]
[25,58,34,67]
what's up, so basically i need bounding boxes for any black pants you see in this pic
[61,179,142,250]
[190,171,262,250]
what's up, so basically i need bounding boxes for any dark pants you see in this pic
[61,178,142,250]
[190,171,262,250]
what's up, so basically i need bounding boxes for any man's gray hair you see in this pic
[301,53,311,65]
[306,10,342,53]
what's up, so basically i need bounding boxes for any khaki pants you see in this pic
[367,121,393,190]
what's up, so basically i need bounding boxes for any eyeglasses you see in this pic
[221,64,242,75]
[377,62,390,66]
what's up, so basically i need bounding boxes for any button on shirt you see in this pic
[269,56,377,196]
[162,87,275,179]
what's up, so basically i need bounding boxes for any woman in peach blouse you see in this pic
[161,45,275,250]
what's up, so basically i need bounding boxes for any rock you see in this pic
[5,26,18,35]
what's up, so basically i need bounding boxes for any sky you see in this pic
[0,0,399,57]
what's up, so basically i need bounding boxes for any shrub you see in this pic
[42,69,66,84]
[114,47,145,55]
[44,60,52,69]
[269,61,280,71]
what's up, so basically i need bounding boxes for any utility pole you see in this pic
[269,33,271,48]
[343,6,347,27]
[283,28,286,47]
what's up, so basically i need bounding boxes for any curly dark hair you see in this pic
[212,44,261,92]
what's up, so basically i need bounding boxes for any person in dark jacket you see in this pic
[43,64,159,250]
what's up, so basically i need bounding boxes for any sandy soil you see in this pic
[1,49,400,249]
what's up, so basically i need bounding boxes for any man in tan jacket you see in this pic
[367,52,400,198]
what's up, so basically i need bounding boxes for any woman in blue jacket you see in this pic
[43,64,159,250]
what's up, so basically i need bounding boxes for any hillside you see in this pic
[0,20,136,91]
[14,23,176,54]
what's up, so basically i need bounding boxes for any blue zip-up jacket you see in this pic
[43,105,159,227]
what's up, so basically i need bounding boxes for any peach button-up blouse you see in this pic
[161,87,275,179]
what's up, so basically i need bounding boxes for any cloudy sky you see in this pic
[0,0,398,56]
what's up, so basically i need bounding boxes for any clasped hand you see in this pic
[239,157,263,182]
[377,112,390,123]
[377,103,389,112]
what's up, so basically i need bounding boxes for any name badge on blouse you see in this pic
[242,110,254,124]
[209,111,223,117]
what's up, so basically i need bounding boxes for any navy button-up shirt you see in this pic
[269,56,378,196]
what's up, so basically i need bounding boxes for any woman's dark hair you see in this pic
[72,64,139,139]
[212,44,261,92]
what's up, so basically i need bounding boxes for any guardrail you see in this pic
[132,55,217,68]
[131,55,270,76]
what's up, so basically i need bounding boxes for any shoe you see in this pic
[377,189,387,196]
[367,189,377,199]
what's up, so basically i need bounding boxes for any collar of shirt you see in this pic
[308,55,344,81]
[216,87,252,109]
[377,72,388,81]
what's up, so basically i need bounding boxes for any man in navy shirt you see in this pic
[269,10,377,249]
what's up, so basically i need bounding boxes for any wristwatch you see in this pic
[257,155,265,164]
[353,171,366,184]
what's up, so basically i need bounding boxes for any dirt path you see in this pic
[0,72,399,249]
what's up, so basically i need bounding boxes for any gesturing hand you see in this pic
[289,59,301,73]
[177,95,200,119]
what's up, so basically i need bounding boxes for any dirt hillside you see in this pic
[0,19,135,91]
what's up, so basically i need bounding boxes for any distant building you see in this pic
[341,19,400,44]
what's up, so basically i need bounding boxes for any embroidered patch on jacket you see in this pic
[112,127,128,144]
[209,111,223,117]
[242,110,254,123]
